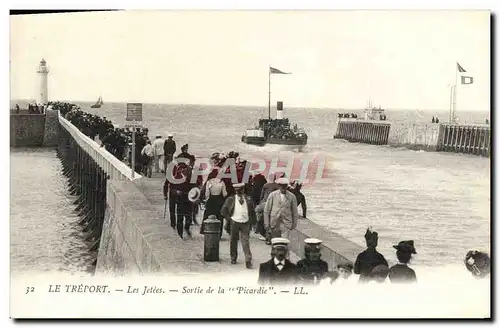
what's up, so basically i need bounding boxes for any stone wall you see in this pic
[290,219,363,270]
[42,110,60,146]
[95,179,209,275]
[387,122,441,151]
[10,114,46,147]
[10,111,60,147]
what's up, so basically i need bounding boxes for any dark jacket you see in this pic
[353,248,388,282]
[296,259,328,283]
[289,187,307,217]
[258,258,297,285]
[251,174,267,204]
[164,139,176,154]
[388,264,417,283]
[163,164,192,198]
[176,151,195,163]
[220,194,257,226]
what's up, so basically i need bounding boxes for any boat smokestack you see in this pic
[276,101,284,119]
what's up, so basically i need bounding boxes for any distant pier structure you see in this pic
[334,118,490,157]
[36,58,49,104]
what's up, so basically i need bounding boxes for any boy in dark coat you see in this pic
[296,238,329,284]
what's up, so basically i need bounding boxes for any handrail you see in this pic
[58,111,142,181]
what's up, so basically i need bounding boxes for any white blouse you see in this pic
[205,178,228,199]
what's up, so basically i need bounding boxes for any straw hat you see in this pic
[188,187,201,202]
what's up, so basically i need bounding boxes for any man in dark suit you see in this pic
[220,182,257,269]
[258,238,297,285]
[163,133,176,168]
[296,238,329,284]
[289,181,307,219]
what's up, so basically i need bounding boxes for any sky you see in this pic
[10,10,490,111]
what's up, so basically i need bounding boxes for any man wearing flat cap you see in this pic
[264,177,299,243]
[353,228,388,283]
[221,182,257,269]
[388,240,417,283]
[296,238,329,284]
[258,238,297,285]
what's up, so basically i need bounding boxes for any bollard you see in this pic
[203,215,221,262]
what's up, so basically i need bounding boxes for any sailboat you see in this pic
[91,96,103,108]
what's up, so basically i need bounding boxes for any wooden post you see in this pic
[474,127,481,155]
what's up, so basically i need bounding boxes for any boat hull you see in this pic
[266,138,307,146]
[241,136,266,146]
[241,135,307,147]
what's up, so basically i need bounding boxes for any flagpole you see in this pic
[449,85,454,123]
[268,66,271,119]
[452,62,459,123]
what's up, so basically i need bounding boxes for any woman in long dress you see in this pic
[200,169,227,235]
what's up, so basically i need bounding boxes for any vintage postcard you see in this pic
[9,9,491,319]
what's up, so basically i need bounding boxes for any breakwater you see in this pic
[12,105,364,275]
[334,118,490,156]
[334,119,390,145]
[437,124,491,157]
[10,110,59,147]
[56,111,140,269]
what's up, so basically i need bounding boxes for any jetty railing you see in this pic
[438,124,491,157]
[334,118,490,157]
[334,118,391,145]
[58,111,142,181]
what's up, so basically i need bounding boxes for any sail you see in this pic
[91,95,103,108]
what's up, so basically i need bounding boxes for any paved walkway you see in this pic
[135,172,299,275]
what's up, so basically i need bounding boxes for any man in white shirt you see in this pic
[140,140,154,178]
[221,183,257,269]
[152,134,166,173]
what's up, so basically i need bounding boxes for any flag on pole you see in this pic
[270,67,290,74]
[457,62,466,73]
[461,76,474,85]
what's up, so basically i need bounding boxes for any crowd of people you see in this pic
[257,224,489,285]
[163,157,489,285]
[338,113,358,118]
[54,102,490,286]
[12,102,49,114]
[337,112,389,121]
[158,148,426,284]
[50,101,153,163]
[255,118,306,142]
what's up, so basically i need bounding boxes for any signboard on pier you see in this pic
[126,103,143,122]
[125,103,143,179]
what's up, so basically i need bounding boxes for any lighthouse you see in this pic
[36,58,49,104]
